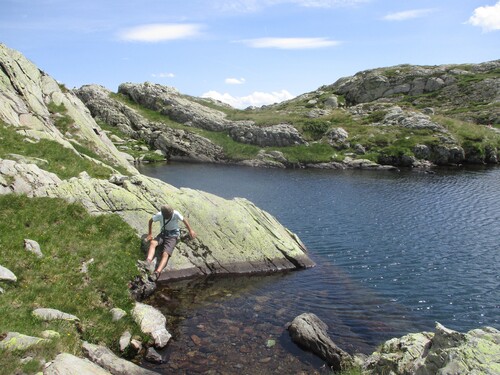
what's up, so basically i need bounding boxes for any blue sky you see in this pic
[1,0,499,108]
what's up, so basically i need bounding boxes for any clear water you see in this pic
[138,163,500,373]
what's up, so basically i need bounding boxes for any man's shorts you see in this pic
[154,234,178,255]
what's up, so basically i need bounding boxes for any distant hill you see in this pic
[76,60,500,169]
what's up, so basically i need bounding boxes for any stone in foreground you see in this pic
[132,302,171,348]
[288,313,353,371]
[82,342,159,375]
[43,353,110,375]
[0,332,49,351]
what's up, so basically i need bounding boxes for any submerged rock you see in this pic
[288,313,353,372]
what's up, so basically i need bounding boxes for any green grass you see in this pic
[47,102,74,135]
[0,121,116,179]
[0,195,145,374]
[435,116,500,147]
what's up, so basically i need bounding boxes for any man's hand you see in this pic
[146,234,153,242]
[189,229,197,240]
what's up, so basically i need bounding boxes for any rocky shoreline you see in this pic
[75,82,500,171]
[3,256,499,375]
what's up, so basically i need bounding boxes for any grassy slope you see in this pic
[0,122,147,374]
[0,121,118,179]
[0,195,145,375]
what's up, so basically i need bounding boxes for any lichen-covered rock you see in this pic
[32,308,80,322]
[131,302,171,348]
[362,323,500,375]
[0,158,61,196]
[0,43,137,175]
[82,341,159,374]
[0,332,49,351]
[1,158,314,279]
[44,353,111,375]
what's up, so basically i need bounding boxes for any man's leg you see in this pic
[153,237,177,279]
[155,252,170,274]
[147,239,158,262]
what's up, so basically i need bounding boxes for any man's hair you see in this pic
[161,205,173,219]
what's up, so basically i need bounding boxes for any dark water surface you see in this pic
[138,163,500,374]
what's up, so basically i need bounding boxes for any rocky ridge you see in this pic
[75,61,499,169]
[327,60,500,124]
[0,44,136,175]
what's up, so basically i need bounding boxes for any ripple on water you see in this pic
[138,164,500,373]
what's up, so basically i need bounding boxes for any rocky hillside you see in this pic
[75,61,499,170]
[0,43,314,280]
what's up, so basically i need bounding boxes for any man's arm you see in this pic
[183,218,197,239]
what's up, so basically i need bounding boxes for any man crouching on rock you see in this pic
[145,204,196,281]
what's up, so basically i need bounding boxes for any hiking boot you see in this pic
[137,260,155,274]
[149,271,160,282]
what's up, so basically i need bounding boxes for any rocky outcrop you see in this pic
[117,82,307,148]
[0,43,137,175]
[74,85,225,163]
[329,60,500,124]
[363,323,500,375]
[288,313,353,372]
[0,158,314,279]
[229,123,306,147]
[118,82,234,132]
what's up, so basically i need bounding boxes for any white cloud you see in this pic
[383,8,435,21]
[467,1,500,32]
[119,23,202,42]
[201,89,295,109]
[239,37,341,49]
[225,77,246,84]
[152,73,175,78]
[292,0,368,7]
[214,0,368,12]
